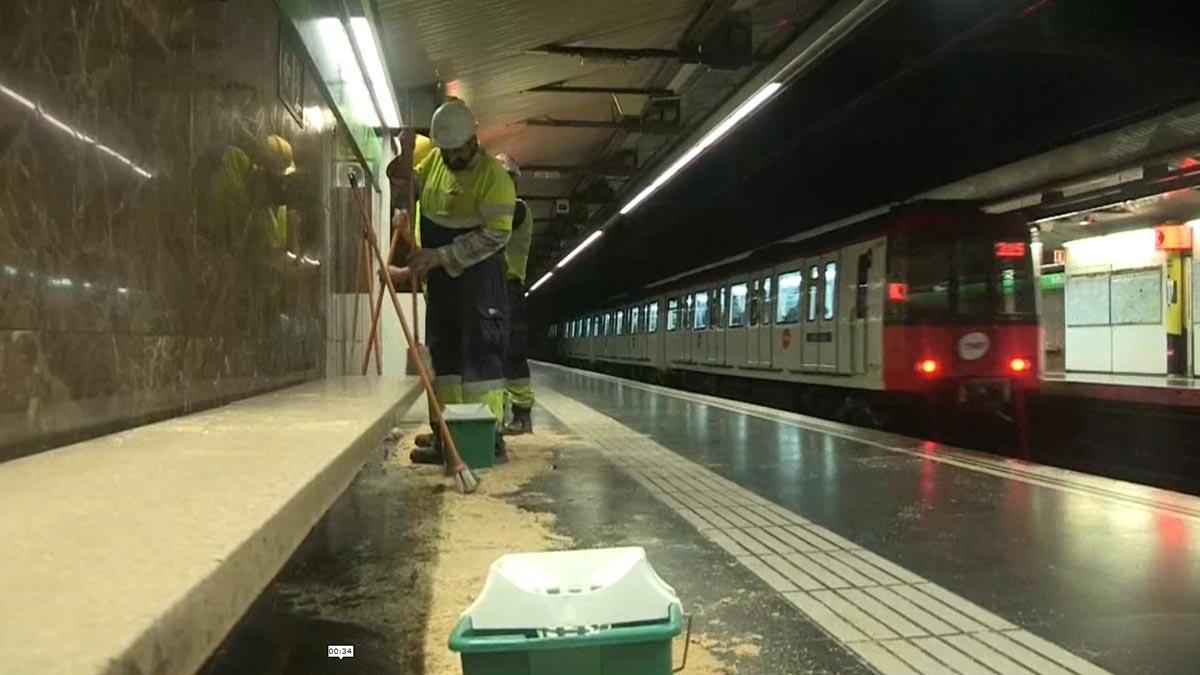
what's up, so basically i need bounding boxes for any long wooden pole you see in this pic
[361,221,403,375]
[348,176,472,484]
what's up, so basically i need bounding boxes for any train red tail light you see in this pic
[916,358,940,375]
[1009,357,1032,373]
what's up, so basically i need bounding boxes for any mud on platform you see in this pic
[199,414,819,674]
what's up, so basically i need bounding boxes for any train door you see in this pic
[666,298,681,363]
[728,280,750,367]
[675,294,690,363]
[839,243,876,375]
[819,255,839,371]
[646,301,661,365]
[760,274,774,368]
[692,290,709,364]
[747,278,762,366]
[801,260,822,370]
[775,266,804,371]
[709,286,726,365]
[720,279,748,365]
[629,305,641,361]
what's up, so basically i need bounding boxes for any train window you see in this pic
[807,266,820,321]
[856,251,872,319]
[685,293,694,330]
[630,306,640,334]
[711,288,723,329]
[763,276,773,325]
[693,292,709,330]
[905,240,952,316]
[648,302,660,332]
[749,279,761,326]
[667,298,679,331]
[729,283,748,328]
[776,270,802,324]
[617,310,626,335]
[824,262,838,320]
[958,238,1037,318]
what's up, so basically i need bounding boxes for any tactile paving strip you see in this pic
[538,386,1111,675]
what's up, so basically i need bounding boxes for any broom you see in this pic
[348,171,478,494]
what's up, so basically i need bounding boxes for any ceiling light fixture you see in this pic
[556,230,604,269]
[528,271,553,293]
[620,82,782,216]
[349,17,401,129]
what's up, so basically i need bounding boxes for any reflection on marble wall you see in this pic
[0,0,369,459]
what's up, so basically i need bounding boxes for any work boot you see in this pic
[409,444,444,465]
[493,436,510,465]
[501,406,533,436]
[414,431,436,447]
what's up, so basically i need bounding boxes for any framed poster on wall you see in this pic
[279,22,304,127]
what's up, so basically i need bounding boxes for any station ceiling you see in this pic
[372,0,1200,318]
[375,0,834,274]
[537,0,1200,316]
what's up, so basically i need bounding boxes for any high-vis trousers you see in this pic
[503,278,534,410]
[423,219,509,424]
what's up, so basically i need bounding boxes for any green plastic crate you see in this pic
[449,604,684,675]
[443,403,496,470]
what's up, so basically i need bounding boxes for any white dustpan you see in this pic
[462,546,681,630]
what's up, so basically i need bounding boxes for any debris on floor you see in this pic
[390,431,749,674]
[389,432,571,674]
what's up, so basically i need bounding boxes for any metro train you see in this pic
[549,202,1040,426]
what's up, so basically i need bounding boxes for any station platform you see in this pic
[0,377,423,675]
[1042,371,1200,408]
[206,362,1200,675]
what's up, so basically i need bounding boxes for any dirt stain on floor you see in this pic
[390,431,751,674]
[205,429,757,674]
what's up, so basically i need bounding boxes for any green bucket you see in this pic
[443,403,497,470]
[449,604,684,675]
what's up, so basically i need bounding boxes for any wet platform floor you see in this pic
[203,364,1200,674]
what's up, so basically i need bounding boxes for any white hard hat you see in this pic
[495,153,520,178]
[430,99,476,149]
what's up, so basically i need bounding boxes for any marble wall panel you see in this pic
[0,0,368,458]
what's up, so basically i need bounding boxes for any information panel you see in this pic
[1065,273,1110,326]
[1110,268,1161,325]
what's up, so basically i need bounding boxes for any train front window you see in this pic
[890,233,1035,322]
[957,238,1036,318]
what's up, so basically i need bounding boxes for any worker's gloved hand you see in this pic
[407,248,442,279]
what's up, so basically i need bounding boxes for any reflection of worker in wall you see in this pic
[393,100,516,464]
[203,134,304,338]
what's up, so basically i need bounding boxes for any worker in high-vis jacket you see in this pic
[495,154,535,435]
[400,99,516,465]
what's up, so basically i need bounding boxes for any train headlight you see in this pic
[1008,357,1032,374]
[915,358,940,375]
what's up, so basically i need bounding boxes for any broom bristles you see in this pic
[454,466,479,494]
